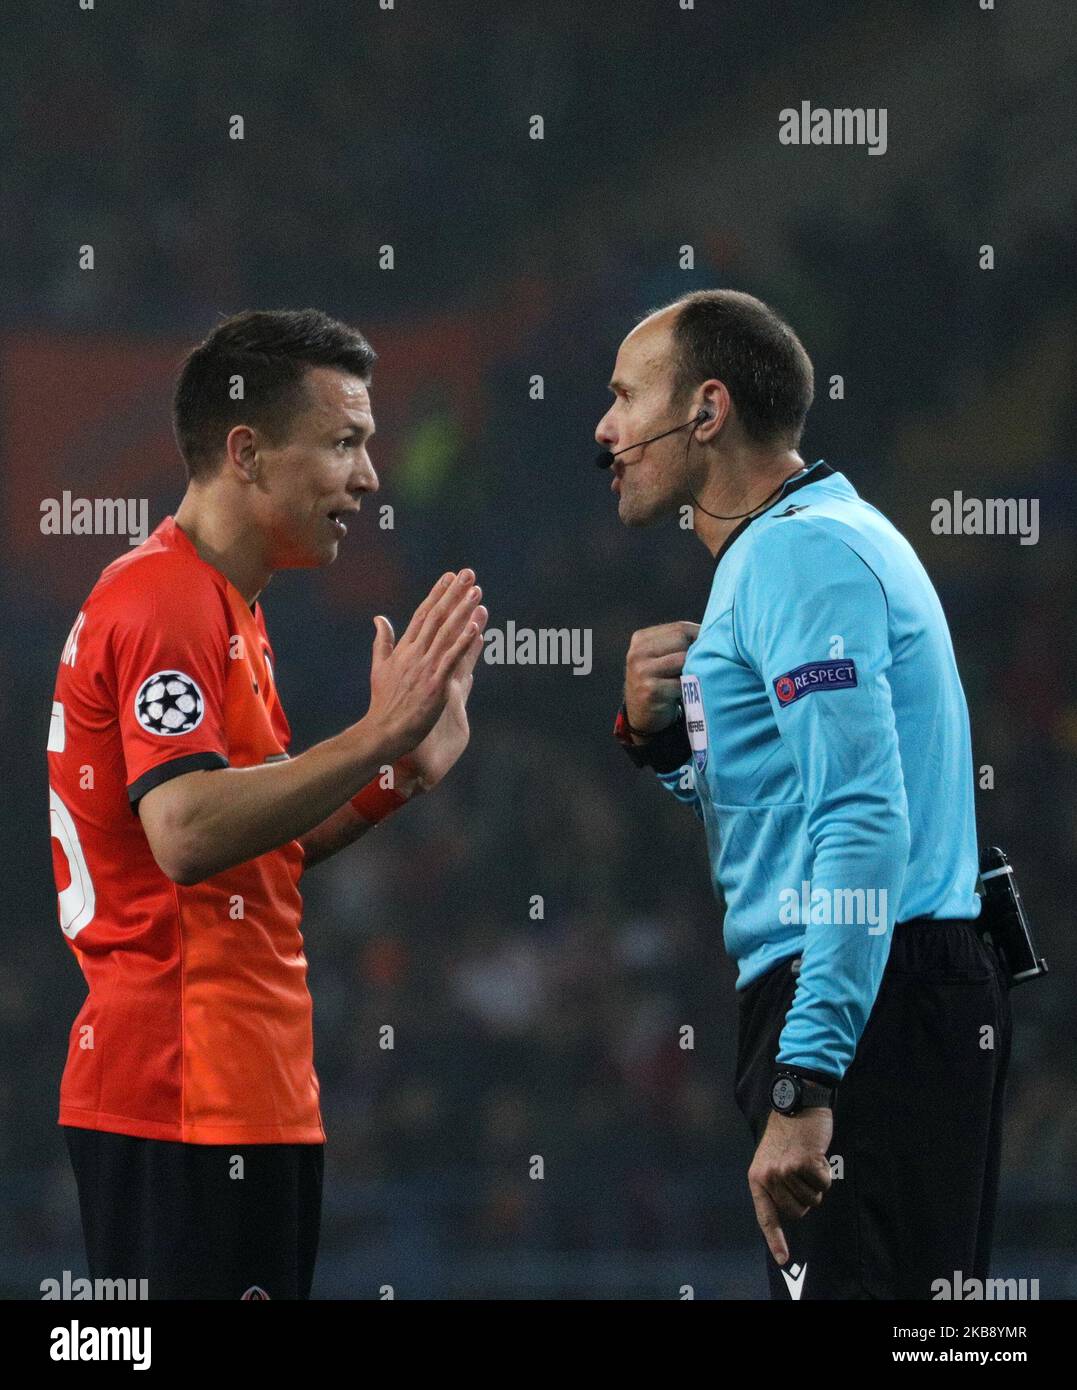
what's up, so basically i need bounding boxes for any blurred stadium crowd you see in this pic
[3,1,1075,1295]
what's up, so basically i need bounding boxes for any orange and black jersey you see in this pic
[47,516,323,1144]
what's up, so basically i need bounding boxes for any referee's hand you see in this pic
[623,621,700,741]
[748,1109,834,1265]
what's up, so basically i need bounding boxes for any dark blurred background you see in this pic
[3,0,1075,1298]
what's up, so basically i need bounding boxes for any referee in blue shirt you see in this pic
[596,289,1012,1300]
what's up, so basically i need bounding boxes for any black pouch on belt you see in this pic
[977,845,1049,986]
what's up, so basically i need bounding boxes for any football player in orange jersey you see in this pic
[49,309,487,1298]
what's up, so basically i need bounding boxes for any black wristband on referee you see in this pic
[613,703,692,773]
[776,1063,842,1091]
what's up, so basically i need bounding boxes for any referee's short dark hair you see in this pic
[173,308,378,480]
[655,289,814,449]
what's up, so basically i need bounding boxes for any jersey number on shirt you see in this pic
[49,789,96,938]
[48,703,96,938]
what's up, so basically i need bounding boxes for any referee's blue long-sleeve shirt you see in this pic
[659,460,981,1082]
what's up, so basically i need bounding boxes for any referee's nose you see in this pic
[595,406,618,450]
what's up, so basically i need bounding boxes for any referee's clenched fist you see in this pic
[623,621,700,741]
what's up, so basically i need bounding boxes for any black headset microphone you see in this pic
[596,406,793,521]
[594,407,714,470]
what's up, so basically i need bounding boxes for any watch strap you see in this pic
[614,703,692,773]
[794,1076,836,1110]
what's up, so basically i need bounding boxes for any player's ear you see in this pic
[224,424,259,482]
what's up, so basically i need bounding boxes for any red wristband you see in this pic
[350,773,410,826]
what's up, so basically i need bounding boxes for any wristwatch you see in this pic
[770,1069,837,1115]
[613,703,692,773]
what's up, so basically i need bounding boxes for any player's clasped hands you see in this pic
[367,569,488,764]
[623,620,700,738]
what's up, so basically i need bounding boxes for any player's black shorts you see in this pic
[63,1127,324,1300]
[734,918,1013,1300]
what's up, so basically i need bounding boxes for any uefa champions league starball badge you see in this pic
[134,670,206,735]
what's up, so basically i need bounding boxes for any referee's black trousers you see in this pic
[734,919,1013,1300]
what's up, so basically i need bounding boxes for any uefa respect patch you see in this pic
[773,659,858,707]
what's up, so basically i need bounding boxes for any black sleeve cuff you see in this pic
[776,1063,842,1089]
[613,704,692,773]
[128,751,229,815]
